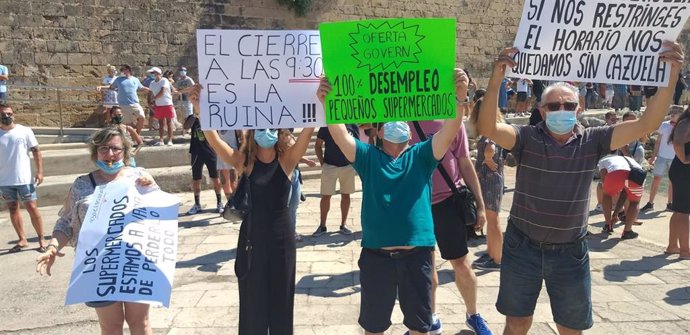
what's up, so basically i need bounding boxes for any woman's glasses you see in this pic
[97,146,124,154]
[542,102,578,112]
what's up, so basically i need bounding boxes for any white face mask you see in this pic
[383,122,410,144]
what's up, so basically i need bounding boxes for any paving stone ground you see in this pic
[0,167,688,334]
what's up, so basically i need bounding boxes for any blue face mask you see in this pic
[545,110,577,135]
[179,71,187,77]
[254,130,278,148]
[96,160,125,175]
[383,122,410,144]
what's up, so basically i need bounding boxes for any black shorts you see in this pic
[517,92,528,102]
[669,158,690,214]
[191,154,218,180]
[358,247,433,333]
[432,196,469,260]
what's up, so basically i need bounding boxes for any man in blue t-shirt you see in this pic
[97,64,150,134]
[316,69,468,335]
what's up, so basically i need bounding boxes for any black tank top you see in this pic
[248,157,291,226]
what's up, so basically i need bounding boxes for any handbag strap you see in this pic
[411,121,461,197]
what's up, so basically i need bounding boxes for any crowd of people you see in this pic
[0,36,689,335]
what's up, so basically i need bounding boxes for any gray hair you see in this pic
[540,82,579,104]
[88,126,132,165]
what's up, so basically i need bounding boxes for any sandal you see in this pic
[8,244,27,253]
[37,246,48,253]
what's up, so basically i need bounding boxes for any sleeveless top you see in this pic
[248,158,291,229]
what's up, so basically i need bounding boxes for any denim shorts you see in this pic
[496,224,593,330]
[0,184,37,203]
[358,247,433,333]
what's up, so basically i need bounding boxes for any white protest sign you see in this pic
[508,0,690,86]
[65,181,180,307]
[196,29,326,130]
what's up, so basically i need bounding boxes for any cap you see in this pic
[178,66,187,71]
[147,67,162,74]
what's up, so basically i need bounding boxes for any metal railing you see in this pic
[6,84,110,136]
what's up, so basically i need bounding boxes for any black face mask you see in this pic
[0,116,12,125]
[112,115,124,124]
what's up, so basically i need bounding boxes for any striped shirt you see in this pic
[510,122,613,243]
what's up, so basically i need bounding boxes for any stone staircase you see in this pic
[31,128,321,207]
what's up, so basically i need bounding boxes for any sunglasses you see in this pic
[542,102,578,112]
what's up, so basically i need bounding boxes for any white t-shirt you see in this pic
[517,79,530,93]
[149,78,173,106]
[597,154,641,173]
[0,124,39,186]
[657,121,675,159]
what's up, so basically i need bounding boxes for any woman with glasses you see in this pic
[188,84,313,334]
[36,127,159,335]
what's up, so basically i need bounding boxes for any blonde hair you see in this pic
[88,126,132,165]
[106,64,117,74]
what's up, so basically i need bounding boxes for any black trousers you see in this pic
[236,215,296,335]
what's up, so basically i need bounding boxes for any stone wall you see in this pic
[0,0,688,127]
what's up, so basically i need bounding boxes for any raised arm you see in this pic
[478,48,519,151]
[610,41,685,150]
[318,78,356,163]
[432,68,469,160]
[282,128,315,172]
[188,85,244,169]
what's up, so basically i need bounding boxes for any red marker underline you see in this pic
[288,78,321,83]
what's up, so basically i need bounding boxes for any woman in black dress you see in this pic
[667,107,690,260]
[191,88,314,334]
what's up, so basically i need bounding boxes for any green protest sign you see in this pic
[319,18,457,124]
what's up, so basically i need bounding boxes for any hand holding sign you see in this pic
[455,68,470,103]
[659,40,685,73]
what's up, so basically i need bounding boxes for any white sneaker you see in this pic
[153,141,163,146]
[167,141,174,146]
[186,204,202,215]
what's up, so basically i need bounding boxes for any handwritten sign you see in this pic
[320,18,457,124]
[196,29,326,130]
[65,181,179,307]
[508,0,690,87]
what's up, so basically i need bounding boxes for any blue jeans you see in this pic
[496,223,593,330]
[286,169,301,231]
[0,184,37,203]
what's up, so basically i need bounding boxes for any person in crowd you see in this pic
[185,114,224,215]
[35,126,158,335]
[189,85,314,334]
[142,70,158,131]
[515,78,532,116]
[674,72,686,105]
[0,103,46,253]
[612,83,628,111]
[667,105,690,259]
[469,98,506,271]
[0,62,9,102]
[628,85,643,111]
[594,112,619,212]
[162,70,183,131]
[641,106,683,212]
[147,67,175,146]
[498,77,510,114]
[585,82,598,110]
[313,124,359,237]
[598,153,644,239]
[109,106,143,165]
[604,84,614,108]
[97,64,150,134]
[280,129,316,242]
[619,112,647,165]
[217,130,242,204]
[477,42,683,335]
[100,65,118,126]
[408,110,490,334]
[317,69,482,335]
[175,67,196,119]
